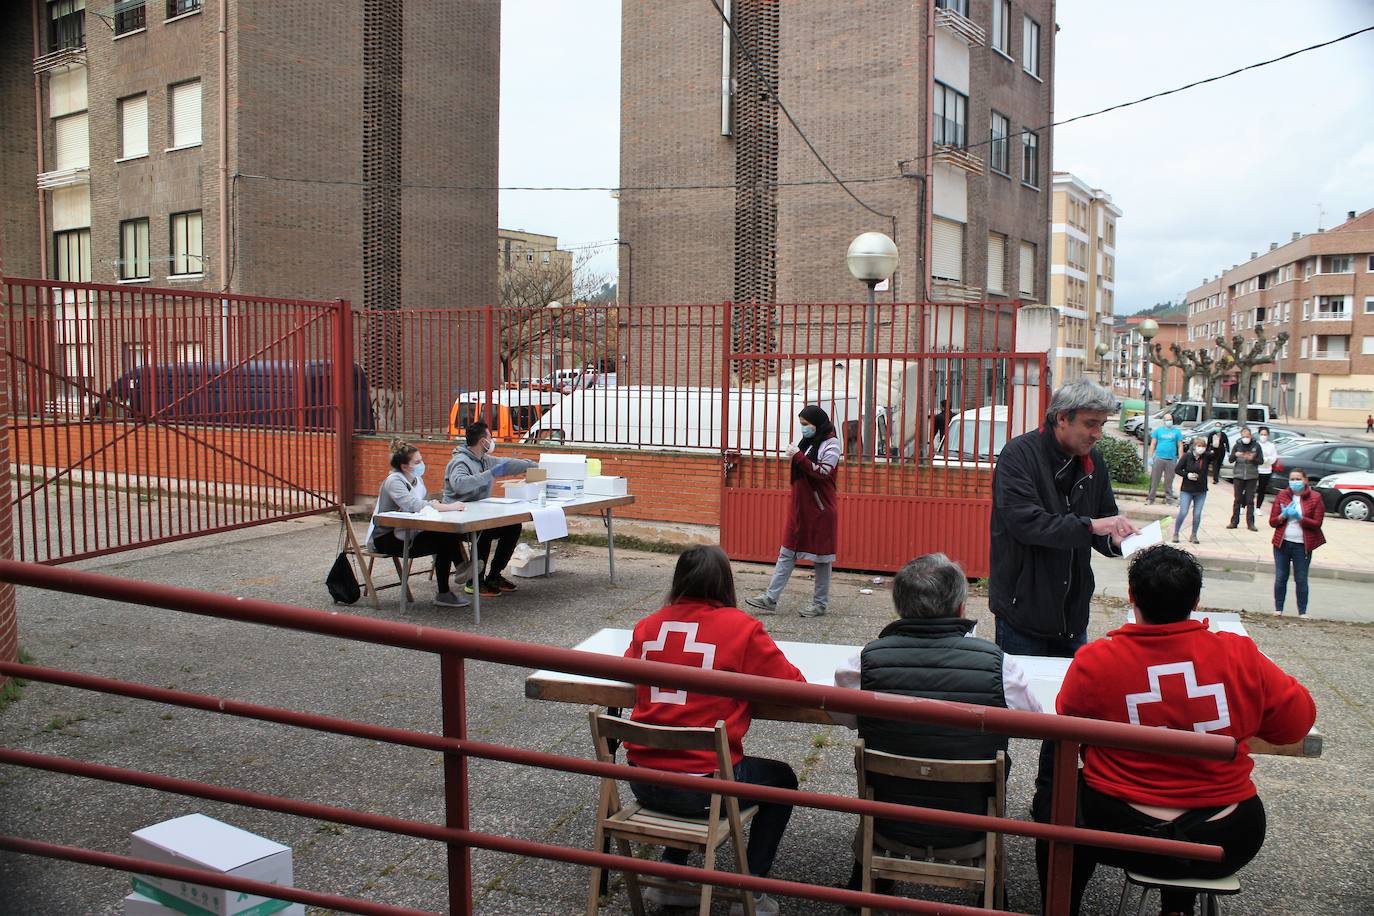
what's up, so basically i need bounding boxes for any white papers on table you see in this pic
[531,505,568,543]
[483,497,524,504]
[1120,519,1163,558]
[416,504,442,519]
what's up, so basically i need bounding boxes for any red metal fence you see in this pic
[0,559,1231,915]
[2,278,353,563]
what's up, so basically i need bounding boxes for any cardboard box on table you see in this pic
[502,480,546,501]
[584,476,628,496]
[538,454,588,481]
[130,814,302,916]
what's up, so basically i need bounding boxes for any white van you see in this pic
[1127,401,1271,439]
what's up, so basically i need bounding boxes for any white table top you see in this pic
[377,493,631,531]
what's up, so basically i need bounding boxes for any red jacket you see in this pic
[1269,486,1326,552]
[625,600,806,773]
[782,435,840,557]
[1058,620,1315,806]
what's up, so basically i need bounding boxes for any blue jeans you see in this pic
[630,756,797,878]
[1273,539,1312,615]
[1174,490,1207,539]
[763,547,832,610]
[994,616,1087,659]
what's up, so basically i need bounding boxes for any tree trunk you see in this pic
[1237,366,1252,425]
[1204,376,1217,421]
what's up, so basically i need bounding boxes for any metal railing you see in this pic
[0,559,1233,915]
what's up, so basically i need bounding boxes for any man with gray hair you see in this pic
[832,553,1040,892]
[989,377,1136,658]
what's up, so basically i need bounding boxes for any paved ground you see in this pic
[1,515,1371,915]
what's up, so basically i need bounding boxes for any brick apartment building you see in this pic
[1112,313,1187,403]
[1,0,498,378]
[1050,171,1119,387]
[1184,208,1374,422]
[618,0,1055,381]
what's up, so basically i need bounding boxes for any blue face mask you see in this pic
[1289,480,1305,492]
[800,425,815,438]
[411,460,426,478]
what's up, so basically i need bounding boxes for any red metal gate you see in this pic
[719,301,1047,577]
[3,278,354,563]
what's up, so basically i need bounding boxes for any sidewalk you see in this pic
[1115,481,1374,582]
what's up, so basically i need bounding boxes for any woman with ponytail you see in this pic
[746,405,843,618]
[369,439,470,608]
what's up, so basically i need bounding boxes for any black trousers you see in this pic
[477,523,522,579]
[1256,473,1272,506]
[372,530,462,592]
[1230,478,1258,525]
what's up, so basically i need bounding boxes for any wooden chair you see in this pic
[337,507,434,608]
[586,710,758,916]
[1116,869,1241,916]
[854,741,1006,913]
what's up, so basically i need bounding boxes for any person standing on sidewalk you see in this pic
[1270,469,1326,617]
[1255,426,1279,508]
[1205,427,1230,484]
[1367,414,1373,434]
[1172,436,1211,544]
[747,405,842,618]
[1227,426,1262,531]
[1146,415,1185,505]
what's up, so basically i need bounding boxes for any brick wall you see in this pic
[1,254,16,675]
[0,5,39,278]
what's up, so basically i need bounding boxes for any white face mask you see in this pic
[1164,418,1174,426]
[484,438,497,456]
[1241,436,1252,444]
[1194,447,1205,456]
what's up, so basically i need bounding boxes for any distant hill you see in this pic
[1123,300,1186,319]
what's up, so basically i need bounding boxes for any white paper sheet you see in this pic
[530,505,568,543]
[416,504,442,519]
[1119,518,1163,557]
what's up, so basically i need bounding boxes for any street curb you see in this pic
[1195,555,1374,583]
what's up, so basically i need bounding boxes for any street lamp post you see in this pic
[1138,318,1160,464]
[846,232,899,459]
[1095,341,1110,384]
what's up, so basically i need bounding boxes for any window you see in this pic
[989,111,1009,173]
[1363,336,1374,356]
[114,0,145,34]
[933,82,968,148]
[170,210,203,276]
[1316,295,1349,318]
[119,218,149,281]
[1022,17,1041,77]
[167,0,201,16]
[52,112,89,171]
[1300,337,1308,358]
[118,94,148,159]
[991,0,1011,54]
[1365,297,1374,314]
[1105,221,1115,247]
[931,218,964,282]
[53,228,91,282]
[48,0,85,52]
[169,79,202,149]
[935,0,968,13]
[987,233,1006,293]
[1021,130,1039,187]
[1326,445,1374,468]
[1019,241,1035,296]
[1302,299,1310,319]
[1303,260,1313,279]
[1368,255,1374,272]
[1330,391,1374,412]
[1321,255,1353,274]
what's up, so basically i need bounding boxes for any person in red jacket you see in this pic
[747,405,842,618]
[625,545,807,915]
[1055,544,1316,915]
[1269,468,1326,617]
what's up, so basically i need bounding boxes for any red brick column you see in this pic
[0,260,16,679]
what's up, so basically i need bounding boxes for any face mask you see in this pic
[410,460,426,478]
[1260,433,1269,440]
[1241,436,1252,444]
[1164,419,1174,426]
[485,439,497,456]
[1194,447,1205,456]
[1289,480,1305,492]
[800,425,815,438]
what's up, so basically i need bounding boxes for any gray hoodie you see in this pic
[443,444,536,502]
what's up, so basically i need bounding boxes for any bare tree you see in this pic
[496,251,612,383]
[1147,342,1197,404]
[1215,326,1289,424]
[1189,348,1233,421]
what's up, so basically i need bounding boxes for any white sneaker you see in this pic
[730,893,780,915]
[642,885,700,908]
[434,591,471,608]
[745,594,778,613]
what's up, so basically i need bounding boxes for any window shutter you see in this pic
[120,95,148,158]
[986,233,1006,293]
[1019,241,1035,295]
[932,218,964,282]
[51,186,90,231]
[171,81,202,148]
[49,68,87,117]
[53,112,89,170]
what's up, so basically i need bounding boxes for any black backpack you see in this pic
[326,551,361,605]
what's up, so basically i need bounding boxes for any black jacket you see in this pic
[858,617,1007,849]
[989,427,1120,641]
[1174,450,1211,494]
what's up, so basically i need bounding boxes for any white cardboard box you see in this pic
[124,892,181,916]
[502,480,544,501]
[539,454,589,481]
[545,479,585,499]
[509,550,553,578]
[131,814,297,916]
[584,476,628,496]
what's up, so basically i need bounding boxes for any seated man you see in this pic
[1056,544,1316,916]
[833,552,1042,891]
[442,420,536,597]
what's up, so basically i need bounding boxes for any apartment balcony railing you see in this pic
[1311,350,1349,360]
[33,46,87,75]
[1312,311,1350,321]
[36,166,91,190]
[933,144,985,175]
[934,6,987,45]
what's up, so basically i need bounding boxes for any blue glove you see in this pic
[488,459,509,477]
[1284,501,1301,520]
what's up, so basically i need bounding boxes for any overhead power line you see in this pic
[236,23,1374,195]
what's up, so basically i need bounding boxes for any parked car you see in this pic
[1267,441,1374,493]
[1127,401,1272,440]
[1313,471,1374,521]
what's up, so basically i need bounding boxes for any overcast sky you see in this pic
[500,0,1374,311]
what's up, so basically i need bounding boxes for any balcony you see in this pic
[33,45,86,74]
[935,7,987,46]
[933,144,985,175]
[1308,352,1350,374]
[36,166,90,190]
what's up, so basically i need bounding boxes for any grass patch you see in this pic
[0,647,34,714]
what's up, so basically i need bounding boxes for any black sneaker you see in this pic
[464,580,501,598]
[493,574,519,593]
